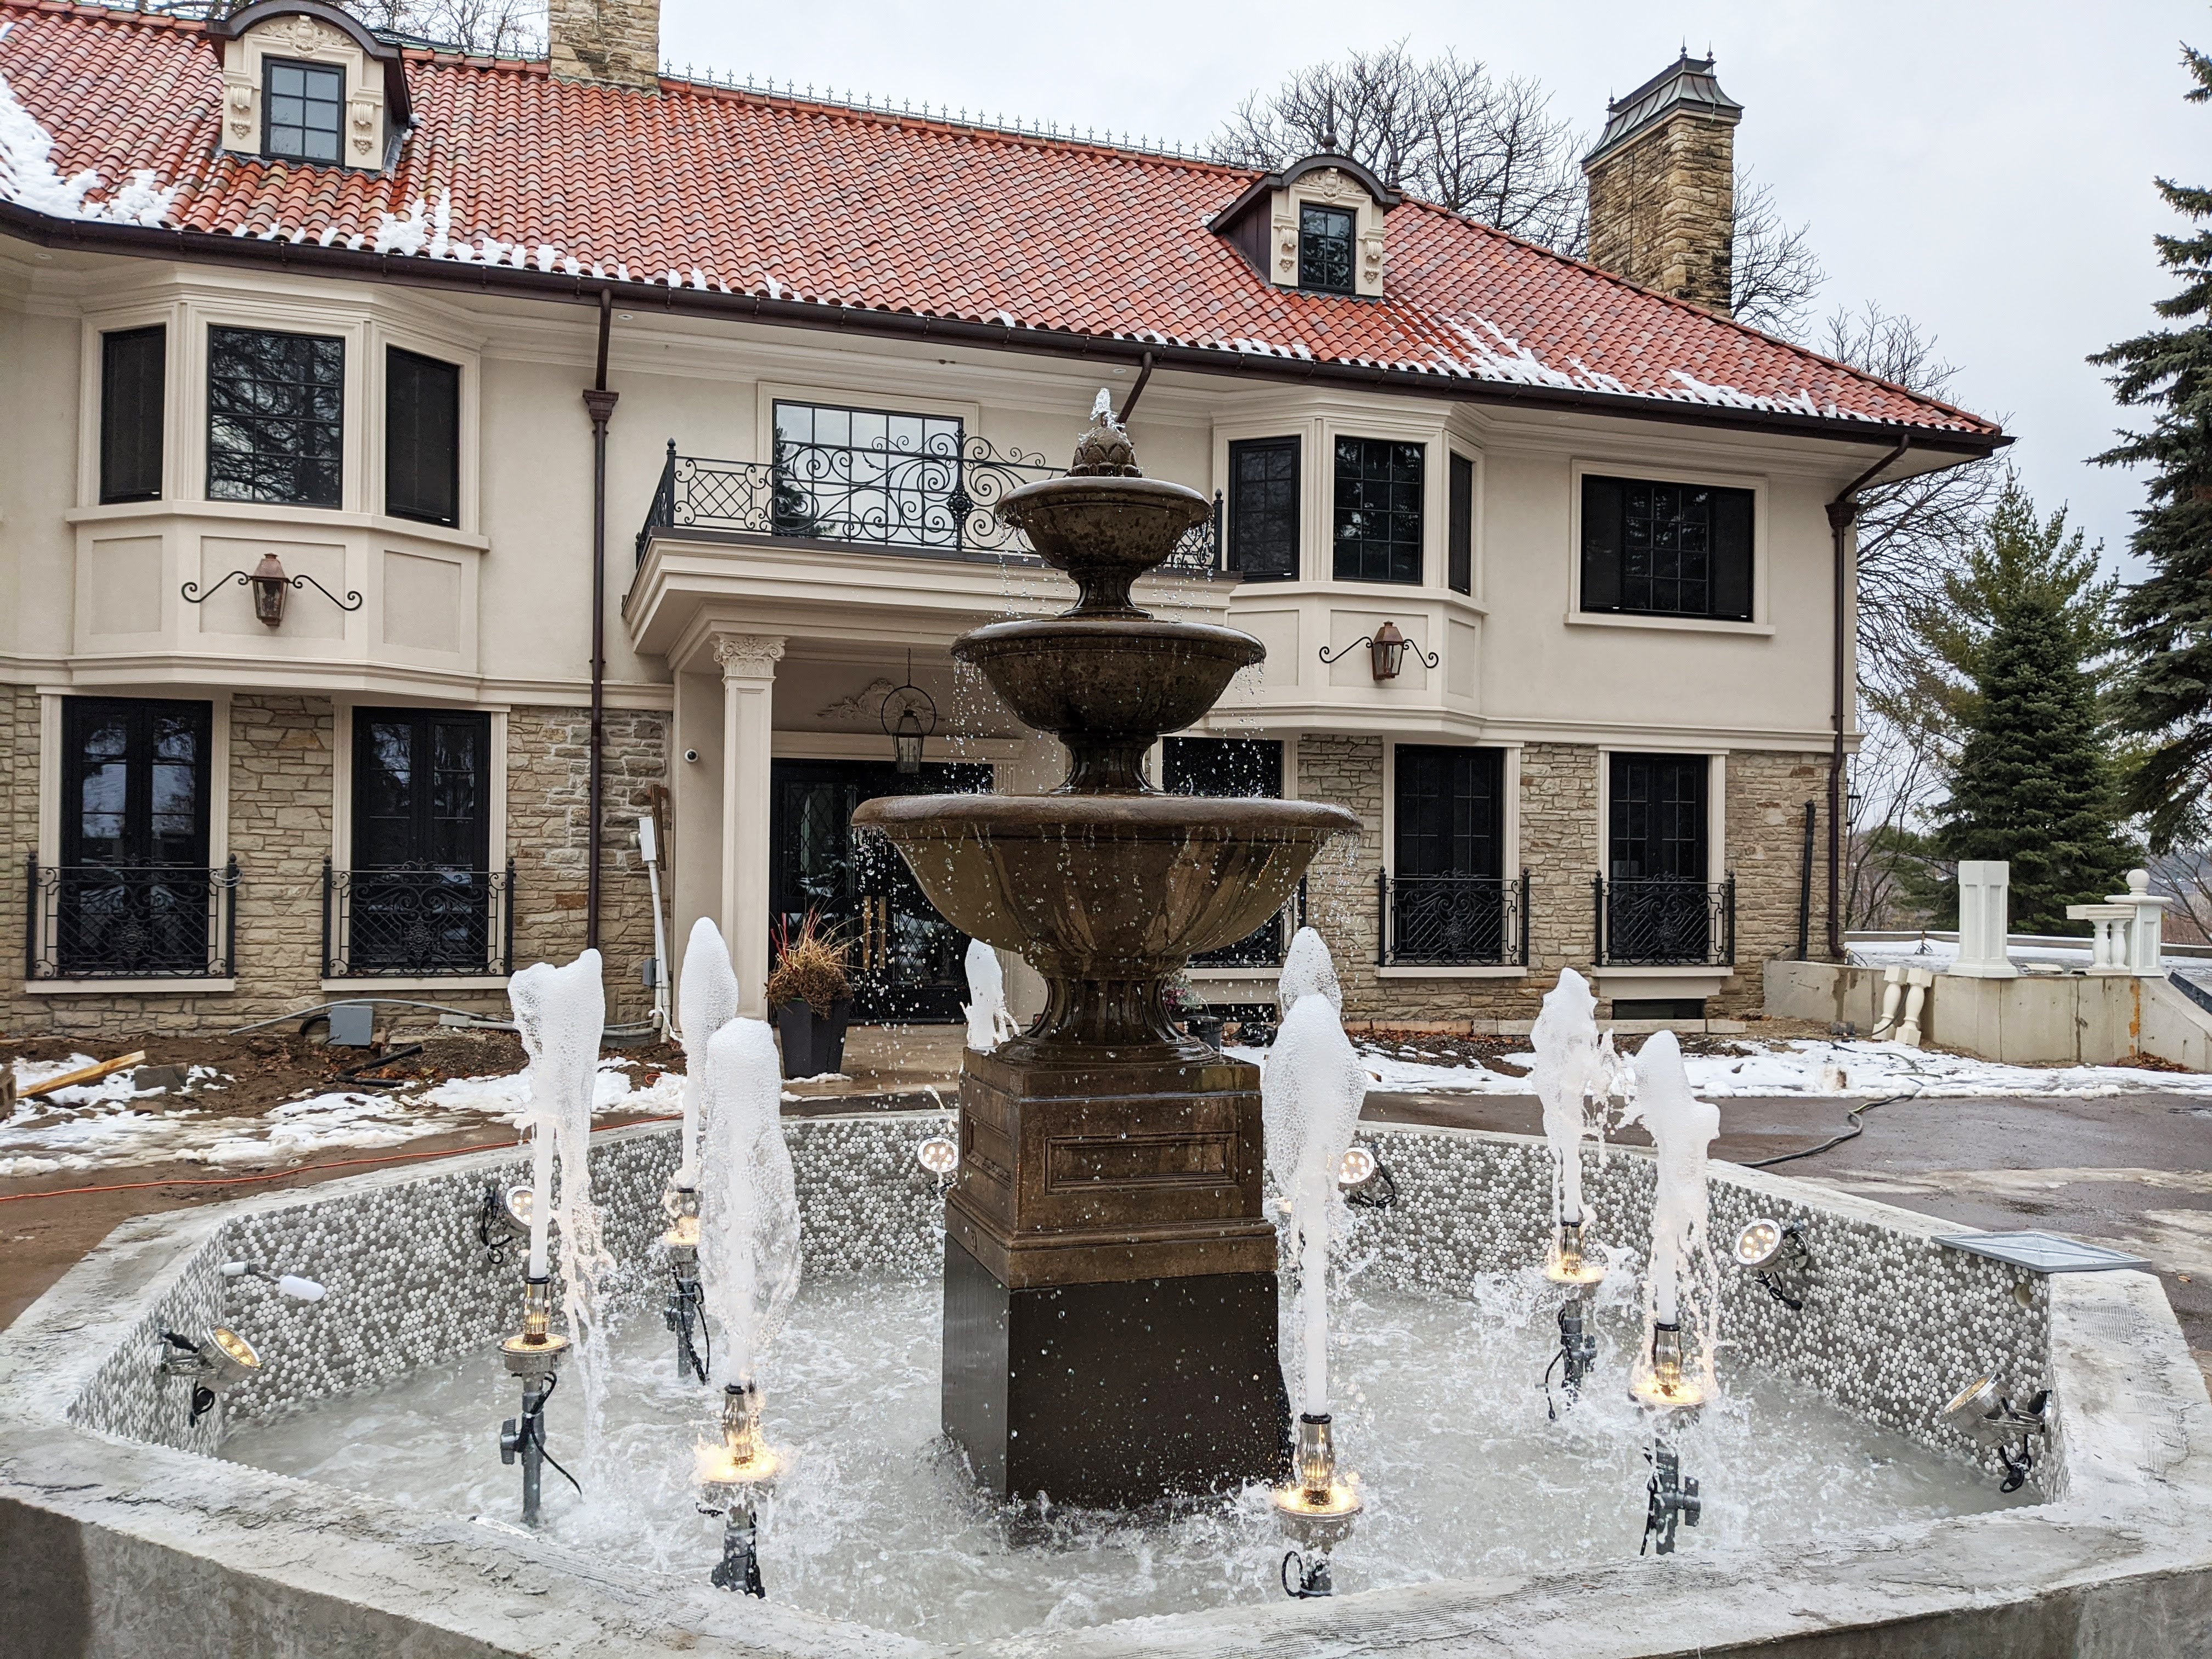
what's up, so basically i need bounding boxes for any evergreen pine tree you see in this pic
[1928,484,2135,934]
[2094,39,2212,849]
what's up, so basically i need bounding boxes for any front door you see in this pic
[349,708,493,973]
[1606,752,1711,963]
[770,758,991,1022]
[58,697,214,975]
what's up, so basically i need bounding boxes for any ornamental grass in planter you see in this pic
[768,911,854,1080]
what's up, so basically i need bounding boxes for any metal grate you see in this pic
[26,856,237,979]
[324,859,514,977]
[1594,876,1735,967]
[1379,870,1529,967]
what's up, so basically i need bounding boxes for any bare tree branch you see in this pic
[1729,170,1824,337]
[333,0,545,54]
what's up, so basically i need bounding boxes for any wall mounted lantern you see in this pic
[879,651,939,775]
[1318,620,1438,683]
[182,553,363,629]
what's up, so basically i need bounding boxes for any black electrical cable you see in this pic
[526,1370,584,1496]
[672,1264,709,1383]
[1741,1085,1922,1170]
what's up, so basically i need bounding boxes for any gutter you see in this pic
[1824,434,1912,960]
[0,205,2012,460]
[583,289,618,951]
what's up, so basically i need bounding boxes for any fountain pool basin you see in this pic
[7,1114,2210,1657]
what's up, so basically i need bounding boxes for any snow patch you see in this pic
[0,74,178,224]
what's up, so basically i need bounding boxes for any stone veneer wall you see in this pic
[1285,737,1822,1027]
[1585,109,1739,314]
[66,1118,2048,1493]
[505,707,667,1023]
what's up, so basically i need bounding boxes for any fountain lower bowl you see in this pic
[850,793,1358,969]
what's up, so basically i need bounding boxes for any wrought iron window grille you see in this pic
[1593,876,1736,968]
[1377,870,1530,968]
[323,858,515,978]
[25,855,238,979]
[636,438,1221,576]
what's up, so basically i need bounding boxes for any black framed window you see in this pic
[353,709,490,871]
[386,347,460,526]
[100,326,166,503]
[1166,737,1288,967]
[1581,474,1753,621]
[771,399,963,549]
[1297,204,1356,294]
[1608,753,1708,882]
[63,698,211,870]
[1447,452,1474,596]
[1394,746,1502,879]
[1333,437,1424,584]
[1227,437,1299,580]
[263,59,345,164]
[207,326,344,507]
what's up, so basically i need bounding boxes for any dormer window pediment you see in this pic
[209,2,411,172]
[1212,153,1398,299]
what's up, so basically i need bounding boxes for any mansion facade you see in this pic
[0,0,2006,1035]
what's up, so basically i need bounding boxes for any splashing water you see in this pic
[1527,968,1623,1231]
[675,917,740,1188]
[507,951,616,1466]
[698,1017,802,1389]
[962,938,1018,1053]
[1619,1030,1722,1390]
[1263,927,1366,1415]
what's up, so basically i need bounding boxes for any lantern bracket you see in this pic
[1317,622,1438,681]
[181,569,364,613]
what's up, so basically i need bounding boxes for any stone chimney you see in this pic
[548,0,661,90]
[1582,54,1742,315]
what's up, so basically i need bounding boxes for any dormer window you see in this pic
[264,60,345,164]
[1297,205,1356,294]
[1211,153,1400,299]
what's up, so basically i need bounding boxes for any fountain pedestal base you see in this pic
[940,1045,1286,1505]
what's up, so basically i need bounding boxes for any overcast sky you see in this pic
[666,0,2207,574]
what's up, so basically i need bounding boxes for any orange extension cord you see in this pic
[0,1114,680,1206]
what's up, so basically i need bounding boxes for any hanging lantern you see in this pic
[879,650,939,776]
[1368,620,1407,681]
[250,551,290,628]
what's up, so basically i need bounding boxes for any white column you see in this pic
[2119,868,2172,976]
[713,633,783,1019]
[1950,860,2017,978]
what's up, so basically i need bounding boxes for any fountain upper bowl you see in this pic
[996,476,1212,605]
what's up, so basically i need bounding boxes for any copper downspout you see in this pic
[1823,435,1911,959]
[583,289,618,950]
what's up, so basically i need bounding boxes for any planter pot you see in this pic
[775,997,853,1079]
[1183,1014,1226,1052]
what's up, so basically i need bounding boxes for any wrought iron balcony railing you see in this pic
[1378,870,1531,968]
[25,856,238,979]
[636,438,1222,576]
[1192,878,1308,970]
[324,859,515,978]
[1593,876,1736,967]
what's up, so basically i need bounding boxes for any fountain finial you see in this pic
[1068,389,1141,477]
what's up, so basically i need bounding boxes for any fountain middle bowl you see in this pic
[850,793,1358,972]
[953,617,1265,747]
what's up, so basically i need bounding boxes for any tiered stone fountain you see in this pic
[854,400,1358,1505]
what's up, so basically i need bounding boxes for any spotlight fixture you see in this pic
[1338,1146,1376,1187]
[159,1327,261,1424]
[1731,1217,1812,1311]
[1940,1375,2050,1492]
[916,1136,960,1177]
[478,1182,538,1264]
[1544,1218,1607,1286]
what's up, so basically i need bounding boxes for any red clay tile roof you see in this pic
[0,1,2001,442]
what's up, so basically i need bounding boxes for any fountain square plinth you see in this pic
[941,1045,1285,1504]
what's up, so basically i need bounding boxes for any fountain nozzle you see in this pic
[1544,1218,1606,1286]
[1272,1412,1359,1595]
[1630,1321,1706,1412]
[698,1382,777,1598]
[496,1274,573,1526]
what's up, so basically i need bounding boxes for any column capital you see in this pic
[710,633,785,681]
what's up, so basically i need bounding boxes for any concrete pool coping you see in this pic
[2,1116,2208,1658]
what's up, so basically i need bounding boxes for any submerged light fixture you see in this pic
[698,1381,779,1598]
[1733,1217,1813,1311]
[1273,1412,1362,1598]
[159,1326,261,1425]
[916,1135,960,1178]
[1632,1320,1706,1410]
[1941,1375,2049,1493]
[1544,1218,1607,1288]
[477,1183,537,1265]
[497,1274,576,1526]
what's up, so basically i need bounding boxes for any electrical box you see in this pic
[326,1002,376,1047]
[640,958,660,989]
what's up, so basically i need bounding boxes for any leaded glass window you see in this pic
[1298,204,1356,294]
[1581,474,1754,620]
[1332,437,1424,584]
[771,400,965,549]
[207,326,344,507]
[1228,436,1299,579]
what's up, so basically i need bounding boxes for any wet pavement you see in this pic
[1365,1087,2212,1373]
